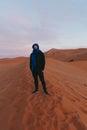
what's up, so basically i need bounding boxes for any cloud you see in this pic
[0,0,62,58]
[0,11,60,58]
[1,0,87,58]
[0,10,59,41]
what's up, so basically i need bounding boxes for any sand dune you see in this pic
[68,61,87,71]
[45,48,87,62]
[0,53,87,130]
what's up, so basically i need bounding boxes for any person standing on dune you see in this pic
[30,43,49,94]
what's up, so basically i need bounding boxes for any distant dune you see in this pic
[0,57,28,63]
[0,49,87,130]
[45,48,87,62]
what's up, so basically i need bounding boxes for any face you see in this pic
[33,45,38,49]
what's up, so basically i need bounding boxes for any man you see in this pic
[30,43,49,94]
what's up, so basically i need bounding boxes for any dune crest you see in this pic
[45,48,87,62]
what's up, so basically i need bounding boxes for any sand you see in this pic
[45,48,87,61]
[0,51,87,130]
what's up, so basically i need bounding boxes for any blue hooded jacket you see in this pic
[30,43,45,72]
[31,43,39,71]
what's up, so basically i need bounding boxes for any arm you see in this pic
[41,52,45,70]
[29,54,32,71]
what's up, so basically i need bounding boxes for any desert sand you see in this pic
[0,49,87,130]
[45,48,87,62]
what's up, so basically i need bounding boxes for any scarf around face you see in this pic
[31,48,39,71]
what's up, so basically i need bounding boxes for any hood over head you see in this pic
[32,43,39,50]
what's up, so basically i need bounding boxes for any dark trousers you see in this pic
[32,70,47,91]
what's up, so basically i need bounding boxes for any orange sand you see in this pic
[0,49,87,130]
[45,48,87,61]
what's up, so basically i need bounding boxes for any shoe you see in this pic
[44,91,49,95]
[32,90,38,94]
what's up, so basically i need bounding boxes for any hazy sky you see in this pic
[0,0,87,58]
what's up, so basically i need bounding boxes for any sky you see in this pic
[0,0,87,58]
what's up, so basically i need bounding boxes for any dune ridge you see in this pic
[45,48,87,61]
